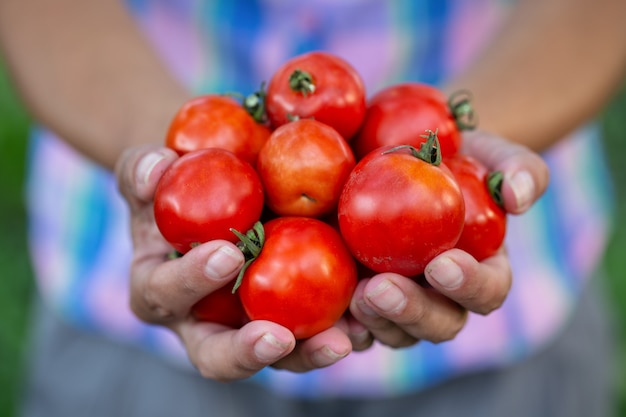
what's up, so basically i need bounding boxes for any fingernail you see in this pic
[136,151,165,185]
[508,170,535,212]
[204,246,244,280]
[427,256,463,289]
[366,280,406,314]
[312,345,349,367]
[254,332,291,362]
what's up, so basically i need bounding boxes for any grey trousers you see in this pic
[18,281,617,417]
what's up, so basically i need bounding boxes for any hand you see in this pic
[115,145,353,381]
[348,130,550,350]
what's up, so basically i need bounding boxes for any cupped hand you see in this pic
[348,130,549,350]
[115,144,353,381]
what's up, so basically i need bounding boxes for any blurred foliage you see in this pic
[600,77,626,417]
[0,57,34,417]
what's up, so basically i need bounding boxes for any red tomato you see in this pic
[236,217,357,340]
[338,131,465,276]
[265,51,367,141]
[191,285,248,328]
[445,153,507,261]
[352,83,476,160]
[166,94,271,165]
[154,148,264,254]
[256,119,356,218]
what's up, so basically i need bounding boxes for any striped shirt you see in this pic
[26,0,614,398]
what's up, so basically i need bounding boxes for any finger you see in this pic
[130,239,245,324]
[351,274,467,345]
[424,247,512,315]
[115,144,179,211]
[271,326,353,371]
[344,314,374,351]
[350,278,418,347]
[461,130,550,214]
[176,320,296,382]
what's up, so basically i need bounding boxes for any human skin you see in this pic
[1,0,624,380]
[115,133,548,379]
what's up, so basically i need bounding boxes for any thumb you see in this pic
[115,144,178,212]
[461,130,550,214]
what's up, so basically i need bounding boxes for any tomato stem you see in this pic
[289,69,316,96]
[448,89,477,131]
[223,85,269,124]
[238,82,268,124]
[487,171,504,207]
[230,221,265,292]
[383,129,442,166]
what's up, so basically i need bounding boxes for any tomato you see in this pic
[165,94,271,165]
[191,284,248,328]
[265,51,367,141]
[352,82,476,160]
[235,217,357,339]
[256,119,356,218]
[154,148,264,254]
[338,131,465,277]
[445,153,507,261]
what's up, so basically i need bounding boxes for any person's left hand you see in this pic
[347,130,550,350]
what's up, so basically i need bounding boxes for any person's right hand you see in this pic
[115,144,355,381]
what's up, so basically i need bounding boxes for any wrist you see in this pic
[114,88,191,170]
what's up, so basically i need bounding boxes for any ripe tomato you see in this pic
[154,148,264,254]
[165,94,271,165]
[236,217,357,339]
[338,131,465,276]
[191,285,248,328]
[445,153,507,261]
[265,51,367,141]
[256,119,356,218]
[352,82,476,160]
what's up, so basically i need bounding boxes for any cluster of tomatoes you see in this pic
[153,51,507,339]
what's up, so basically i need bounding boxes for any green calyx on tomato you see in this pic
[383,129,442,166]
[448,89,477,131]
[487,170,505,207]
[221,87,268,125]
[242,82,268,124]
[230,221,265,293]
[235,217,357,339]
[289,69,316,96]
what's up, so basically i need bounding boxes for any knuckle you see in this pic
[475,293,507,315]
[406,297,429,324]
[391,334,420,348]
[194,358,222,381]
[375,329,418,349]
[459,277,485,306]
[472,272,511,315]
[458,274,506,315]
[429,309,468,344]
[132,284,175,324]
[189,342,225,382]
[193,339,259,382]
[196,363,229,382]
[369,316,402,333]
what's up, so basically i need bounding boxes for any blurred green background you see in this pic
[0,55,625,416]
